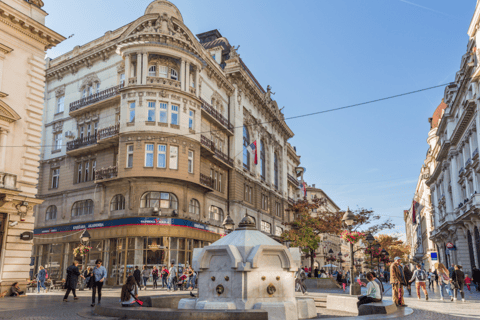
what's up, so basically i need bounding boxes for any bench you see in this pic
[358,300,397,316]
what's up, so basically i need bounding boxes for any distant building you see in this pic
[0,0,64,291]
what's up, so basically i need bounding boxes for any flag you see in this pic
[301,182,307,198]
[247,141,258,165]
[412,201,416,224]
[412,201,424,224]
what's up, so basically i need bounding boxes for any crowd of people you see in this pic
[132,264,197,291]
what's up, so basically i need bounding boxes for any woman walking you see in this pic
[84,267,93,290]
[161,266,168,288]
[63,260,83,302]
[152,266,159,289]
[37,266,47,293]
[142,265,150,290]
[452,265,465,302]
[435,262,452,300]
[91,259,107,307]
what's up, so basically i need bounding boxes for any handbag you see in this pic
[450,282,457,290]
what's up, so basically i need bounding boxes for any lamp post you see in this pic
[365,232,375,271]
[79,228,91,291]
[342,207,361,295]
[338,251,343,273]
[328,248,334,275]
[222,213,235,235]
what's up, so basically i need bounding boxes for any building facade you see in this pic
[33,0,302,285]
[426,2,480,276]
[0,0,64,291]
[405,101,446,271]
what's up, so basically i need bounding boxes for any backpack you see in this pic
[417,270,426,281]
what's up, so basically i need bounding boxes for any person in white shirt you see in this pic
[357,272,382,309]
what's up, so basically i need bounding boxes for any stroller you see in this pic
[176,274,188,291]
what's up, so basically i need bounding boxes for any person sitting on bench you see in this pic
[357,272,382,309]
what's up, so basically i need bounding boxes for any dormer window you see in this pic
[171,69,178,80]
[149,65,156,77]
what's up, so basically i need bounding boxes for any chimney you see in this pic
[312,184,315,188]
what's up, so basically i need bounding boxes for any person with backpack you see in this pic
[161,266,169,288]
[409,264,428,301]
[167,263,177,291]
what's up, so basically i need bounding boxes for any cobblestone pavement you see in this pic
[0,283,478,319]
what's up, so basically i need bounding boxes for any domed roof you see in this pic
[145,0,183,22]
[430,100,447,129]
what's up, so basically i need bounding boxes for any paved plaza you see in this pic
[0,282,478,319]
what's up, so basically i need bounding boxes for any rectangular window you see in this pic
[145,144,154,167]
[79,126,84,139]
[77,163,82,183]
[87,124,91,138]
[92,160,96,181]
[120,73,125,85]
[169,146,178,169]
[157,145,166,168]
[171,105,179,125]
[96,83,100,93]
[188,150,193,173]
[159,103,168,123]
[159,66,168,78]
[219,173,222,192]
[85,161,90,182]
[94,122,98,137]
[56,96,64,113]
[261,221,271,234]
[275,226,283,237]
[51,168,59,189]
[54,133,62,150]
[276,203,282,217]
[214,171,218,190]
[126,144,134,168]
[189,110,194,130]
[147,101,156,122]
[88,86,94,96]
[129,102,136,122]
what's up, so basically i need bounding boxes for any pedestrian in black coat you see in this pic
[133,266,142,290]
[63,261,83,302]
[472,266,480,292]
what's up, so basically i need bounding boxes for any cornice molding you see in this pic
[0,43,13,54]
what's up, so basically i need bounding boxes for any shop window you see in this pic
[140,192,178,209]
[110,194,126,211]
[189,199,200,215]
[46,205,57,221]
[209,206,224,222]
[71,199,94,217]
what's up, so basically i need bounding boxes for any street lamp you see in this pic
[79,229,91,291]
[342,207,361,295]
[338,251,343,272]
[222,213,235,234]
[328,249,334,275]
[365,233,375,271]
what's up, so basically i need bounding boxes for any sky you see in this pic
[43,0,477,236]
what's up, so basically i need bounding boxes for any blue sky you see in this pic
[44,0,476,235]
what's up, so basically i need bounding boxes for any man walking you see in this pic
[472,266,480,292]
[133,266,142,290]
[390,257,407,307]
[167,262,177,291]
[409,264,428,301]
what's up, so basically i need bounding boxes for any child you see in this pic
[465,274,472,291]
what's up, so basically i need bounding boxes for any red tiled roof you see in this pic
[431,100,447,129]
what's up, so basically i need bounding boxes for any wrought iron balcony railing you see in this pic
[200,173,214,189]
[201,99,234,133]
[98,124,120,140]
[69,84,123,112]
[67,135,97,151]
[288,173,299,186]
[95,166,118,181]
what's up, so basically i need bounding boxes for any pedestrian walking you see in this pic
[452,265,465,302]
[403,265,413,296]
[142,265,150,290]
[435,262,453,300]
[161,266,168,288]
[427,269,433,290]
[409,264,428,301]
[152,266,159,289]
[357,272,382,309]
[434,269,439,287]
[465,274,472,291]
[133,266,142,290]
[36,266,47,293]
[472,266,480,292]
[167,262,177,291]
[91,259,107,307]
[390,257,407,307]
[63,260,83,302]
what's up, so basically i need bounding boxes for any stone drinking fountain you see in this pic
[178,214,317,320]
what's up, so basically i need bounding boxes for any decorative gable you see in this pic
[0,99,21,123]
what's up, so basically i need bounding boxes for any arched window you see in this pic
[71,200,94,217]
[260,140,265,180]
[148,65,156,77]
[209,206,224,222]
[189,199,200,215]
[159,66,168,78]
[46,205,57,221]
[170,69,178,80]
[110,194,126,211]
[274,153,279,190]
[243,126,250,170]
[140,192,178,209]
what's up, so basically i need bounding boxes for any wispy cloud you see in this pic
[398,0,453,17]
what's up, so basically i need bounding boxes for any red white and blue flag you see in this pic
[301,182,307,198]
[247,141,258,165]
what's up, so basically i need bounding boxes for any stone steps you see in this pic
[313,297,327,308]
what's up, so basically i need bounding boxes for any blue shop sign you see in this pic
[430,252,438,261]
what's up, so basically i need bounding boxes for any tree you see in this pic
[349,208,395,235]
[282,197,344,272]
[375,234,410,261]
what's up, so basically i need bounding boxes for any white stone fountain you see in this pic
[178,214,317,320]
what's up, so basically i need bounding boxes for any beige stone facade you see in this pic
[33,0,302,285]
[0,0,64,292]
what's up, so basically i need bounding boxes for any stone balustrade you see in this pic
[0,172,17,190]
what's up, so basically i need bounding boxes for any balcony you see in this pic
[98,124,119,141]
[69,84,123,113]
[145,77,182,90]
[201,99,234,136]
[95,166,118,182]
[67,135,97,152]
[288,197,295,204]
[288,173,299,186]
[200,135,233,168]
[200,173,214,189]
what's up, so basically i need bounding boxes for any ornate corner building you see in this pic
[33,0,303,285]
[425,1,480,275]
[0,0,64,291]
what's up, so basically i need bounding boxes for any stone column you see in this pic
[136,53,142,85]
[185,62,191,93]
[0,130,8,172]
[142,52,148,85]
[125,53,131,86]
[180,59,185,91]
[195,67,200,97]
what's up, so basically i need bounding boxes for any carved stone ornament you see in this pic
[55,86,65,98]
[117,62,125,73]
[216,284,224,295]
[28,0,44,8]
[79,74,101,92]
[52,121,63,133]
[266,284,276,295]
